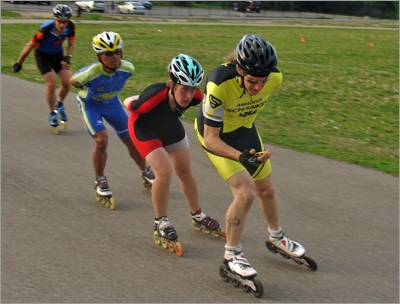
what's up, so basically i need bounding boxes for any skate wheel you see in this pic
[219,229,227,239]
[161,238,168,249]
[109,197,116,210]
[168,241,175,253]
[204,229,212,235]
[142,180,152,190]
[60,120,67,130]
[104,197,110,207]
[52,126,59,135]
[241,282,251,293]
[265,240,278,254]
[230,277,240,288]
[279,251,291,259]
[153,231,161,245]
[95,191,102,202]
[191,219,202,230]
[212,230,221,238]
[219,266,229,283]
[303,256,318,271]
[175,241,184,257]
[252,278,264,298]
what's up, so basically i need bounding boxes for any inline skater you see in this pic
[195,34,313,293]
[70,31,154,209]
[12,4,75,133]
[123,54,225,255]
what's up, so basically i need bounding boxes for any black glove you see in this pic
[13,62,22,73]
[238,149,261,167]
[63,55,71,65]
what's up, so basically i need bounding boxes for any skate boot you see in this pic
[191,208,226,238]
[55,102,68,130]
[140,166,154,190]
[153,216,184,257]
[49,112,59,134]
[94,176,116,210]
[265,232,317,271]
[219,249,263,298]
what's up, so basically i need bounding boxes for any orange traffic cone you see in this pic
[369,42,375,47]
[300,37,305,43]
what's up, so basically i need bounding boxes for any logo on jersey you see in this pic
[97,87,105,92]
[239,110,257,117]
[209,94,222,108]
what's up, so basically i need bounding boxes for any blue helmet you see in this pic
[168,54,204,86]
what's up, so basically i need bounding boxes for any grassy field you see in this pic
[1,10,398,175]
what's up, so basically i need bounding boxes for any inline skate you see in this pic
[51,103,68,134]
[219,251,263,298]
[153,216,184,257]
[191,208,226,238]
[94,176,116,210]
[265,233,317,271]
[141,166,154,190]
[48,112,65,135]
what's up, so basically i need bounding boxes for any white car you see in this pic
[117,1,146,14]
[75,1,105,13]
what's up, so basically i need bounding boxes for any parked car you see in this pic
[139,1,152,9]
[117,2,146,14]
[74,1,105,13]
[232,1,261,13]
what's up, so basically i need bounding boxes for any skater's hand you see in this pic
[12,62,22,73]
[239,149,271,166]
[61,56,71,70]
[63,55,71,65]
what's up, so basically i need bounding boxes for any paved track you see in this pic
[1,74,398,303]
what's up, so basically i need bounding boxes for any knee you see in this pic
[236,188,257,209]
[257,185,276,200]
[46,81,56,91]
[175,166,192,179]
[154,167,173,183]
[62,81,70,90]
[94,136,108,150]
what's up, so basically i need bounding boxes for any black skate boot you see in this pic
[153,216,184,257]
[191,208,226,238]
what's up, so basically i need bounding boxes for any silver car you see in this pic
[117,1,146,14]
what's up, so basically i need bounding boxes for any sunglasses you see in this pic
[56,19,68,24]
[243,74,270,85]
[102,50,123,57]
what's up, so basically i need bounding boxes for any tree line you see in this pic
[173,1,399,20]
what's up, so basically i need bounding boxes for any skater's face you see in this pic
[99,50,122,71]
[171,83,197,107]
[55,18,68,32]
[236,66,270,96]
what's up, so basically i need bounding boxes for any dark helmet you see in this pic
[53,4,72,20]
[236,34,278,77]
[168,54,204,86]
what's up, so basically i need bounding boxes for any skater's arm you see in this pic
[69,77,83,88]
[123,95,140,111]
[12,41,35,73]
[204,125,242,161]
[65,39,74,59]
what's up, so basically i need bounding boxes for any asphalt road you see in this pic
[1,74,398,303]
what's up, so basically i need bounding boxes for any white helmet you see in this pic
[92,31,123,54]
[168,54,204,86]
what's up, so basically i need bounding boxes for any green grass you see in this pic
[1,12,398,175]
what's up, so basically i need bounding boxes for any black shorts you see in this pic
[34,49,64,75]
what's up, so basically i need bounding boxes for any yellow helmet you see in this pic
[92,31,123,54]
